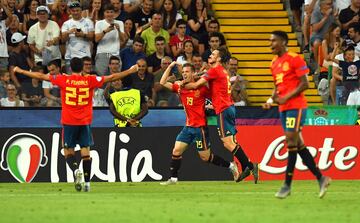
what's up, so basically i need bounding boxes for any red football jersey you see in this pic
[270,52,309,112]
[50,74,104,125]
[202,64,233,114]
[172,82,209,127]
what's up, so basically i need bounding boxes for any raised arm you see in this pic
[103,64,138,83]
[13,66,50,81]
[160,61,177,90]
[184,77,207,89]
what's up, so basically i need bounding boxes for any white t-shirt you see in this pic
[0,97,24,107]
[0,20,9,57]
[62,18,94,60]
[95,19,124,55]
[347,89,360,105]
[42,80,54,89]
[176,55,189,66]
[27,21,61,63]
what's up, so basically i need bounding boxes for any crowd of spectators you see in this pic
[0,0,249,107]
[292,0,360,105]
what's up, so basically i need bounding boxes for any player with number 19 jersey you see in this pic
[50,74,104,125]
[202,64,233,114]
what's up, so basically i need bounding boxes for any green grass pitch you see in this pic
[0,180,359,223]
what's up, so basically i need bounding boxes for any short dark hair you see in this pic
[217,46,231,63]
[32,65,43,72]
[109,56,120,64]
[82,56,92,63]
[209,32,221,41]
[47,60,60,68]
[103,3,115,11]
[230,56,238,62]
[344,45,355,53]
[349,22,360,34]
[176,19,187,27]
[192,52,202,58]
[122,76,133,88]
[208,19,220,27]
[133,36,145,45]
[155,35,165,43]
[182,63,195,72]
[271,30,289,45]
[70,57,83,73]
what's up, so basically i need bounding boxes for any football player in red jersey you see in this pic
[263,30,331,199]
[159,61,240,185]
[14,57,138,192]
[184,47,259,183]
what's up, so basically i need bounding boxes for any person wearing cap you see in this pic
[61,1,94,73]
[0,0,14,70]
[27,5,61,67]
[8,32,32,89]
[94,3,125,76]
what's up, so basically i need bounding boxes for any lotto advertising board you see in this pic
[0,126,359,183]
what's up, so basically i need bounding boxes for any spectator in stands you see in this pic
[131,58,155,106]
[21,66,46,107]
[332,44,359,104]
[141,12,170,56]
[0,69,10,98]
[120,36,146,71]
[42,60,61,107]
[176,39,195,71]
[122,17,136,48]
[109,56,121,74]
[28,6,61,67]
[153,56,179,106]
[347,86,360,105]
[290,0,304,32]
[82,0,103,23]
[61,1,94,73]
[339,0,360,37]
[9,32,33,89]
[231,76,249,106]
[192,52,205,74]
[50,0,69,28]
[23,0,39,35]
[187,0,210,52]
[202,32,221,62]
[131,0,155,33]
[311,0,336,64]
[6,15,22,53]
[154,0,182,11]
[228,56,247,88]
[303,0,318,53]
[109,76,148,127]
[147,36,170,74]
[347,22,360,56]
[112,0,129,22]
[0,1,13,70]
[204,19,226,50]
[95,4,125,75]
[124,0,142,14]
[0,83,24,107]
[170,19,191,57]
[160,0,182,35]
[2,0,24,24]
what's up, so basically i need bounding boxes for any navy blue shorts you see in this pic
[217,105,237,138]
[62,125,94,148]
[280,109,307,132]
[176,126,211,151]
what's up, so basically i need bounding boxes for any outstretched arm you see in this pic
[13,66,50,81]
[160,61,177,90]
[184,77,207,90]
[104,64,138,83]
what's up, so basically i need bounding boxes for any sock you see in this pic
[65,154,79,175]
[82,158,92,183]
[285,149,297,187]
[298,147,322,180]
[232,145,253,170]
[170,155,182,178]
[208,153,230,168]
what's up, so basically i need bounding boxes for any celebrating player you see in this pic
[14,57,138,192]
[184,47,259,183]
[263,30,331,199]
[159,61,240,184]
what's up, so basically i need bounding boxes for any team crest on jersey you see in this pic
[96,76,102,82]
[282,62,289,72]
[348,64,358,76]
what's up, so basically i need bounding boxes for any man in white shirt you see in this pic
[0,84,24,107]
[27,6,61,67]
[94,4,125,76]
[42,60,62,107]
[61,1,94,73]
[0,1,13,70]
